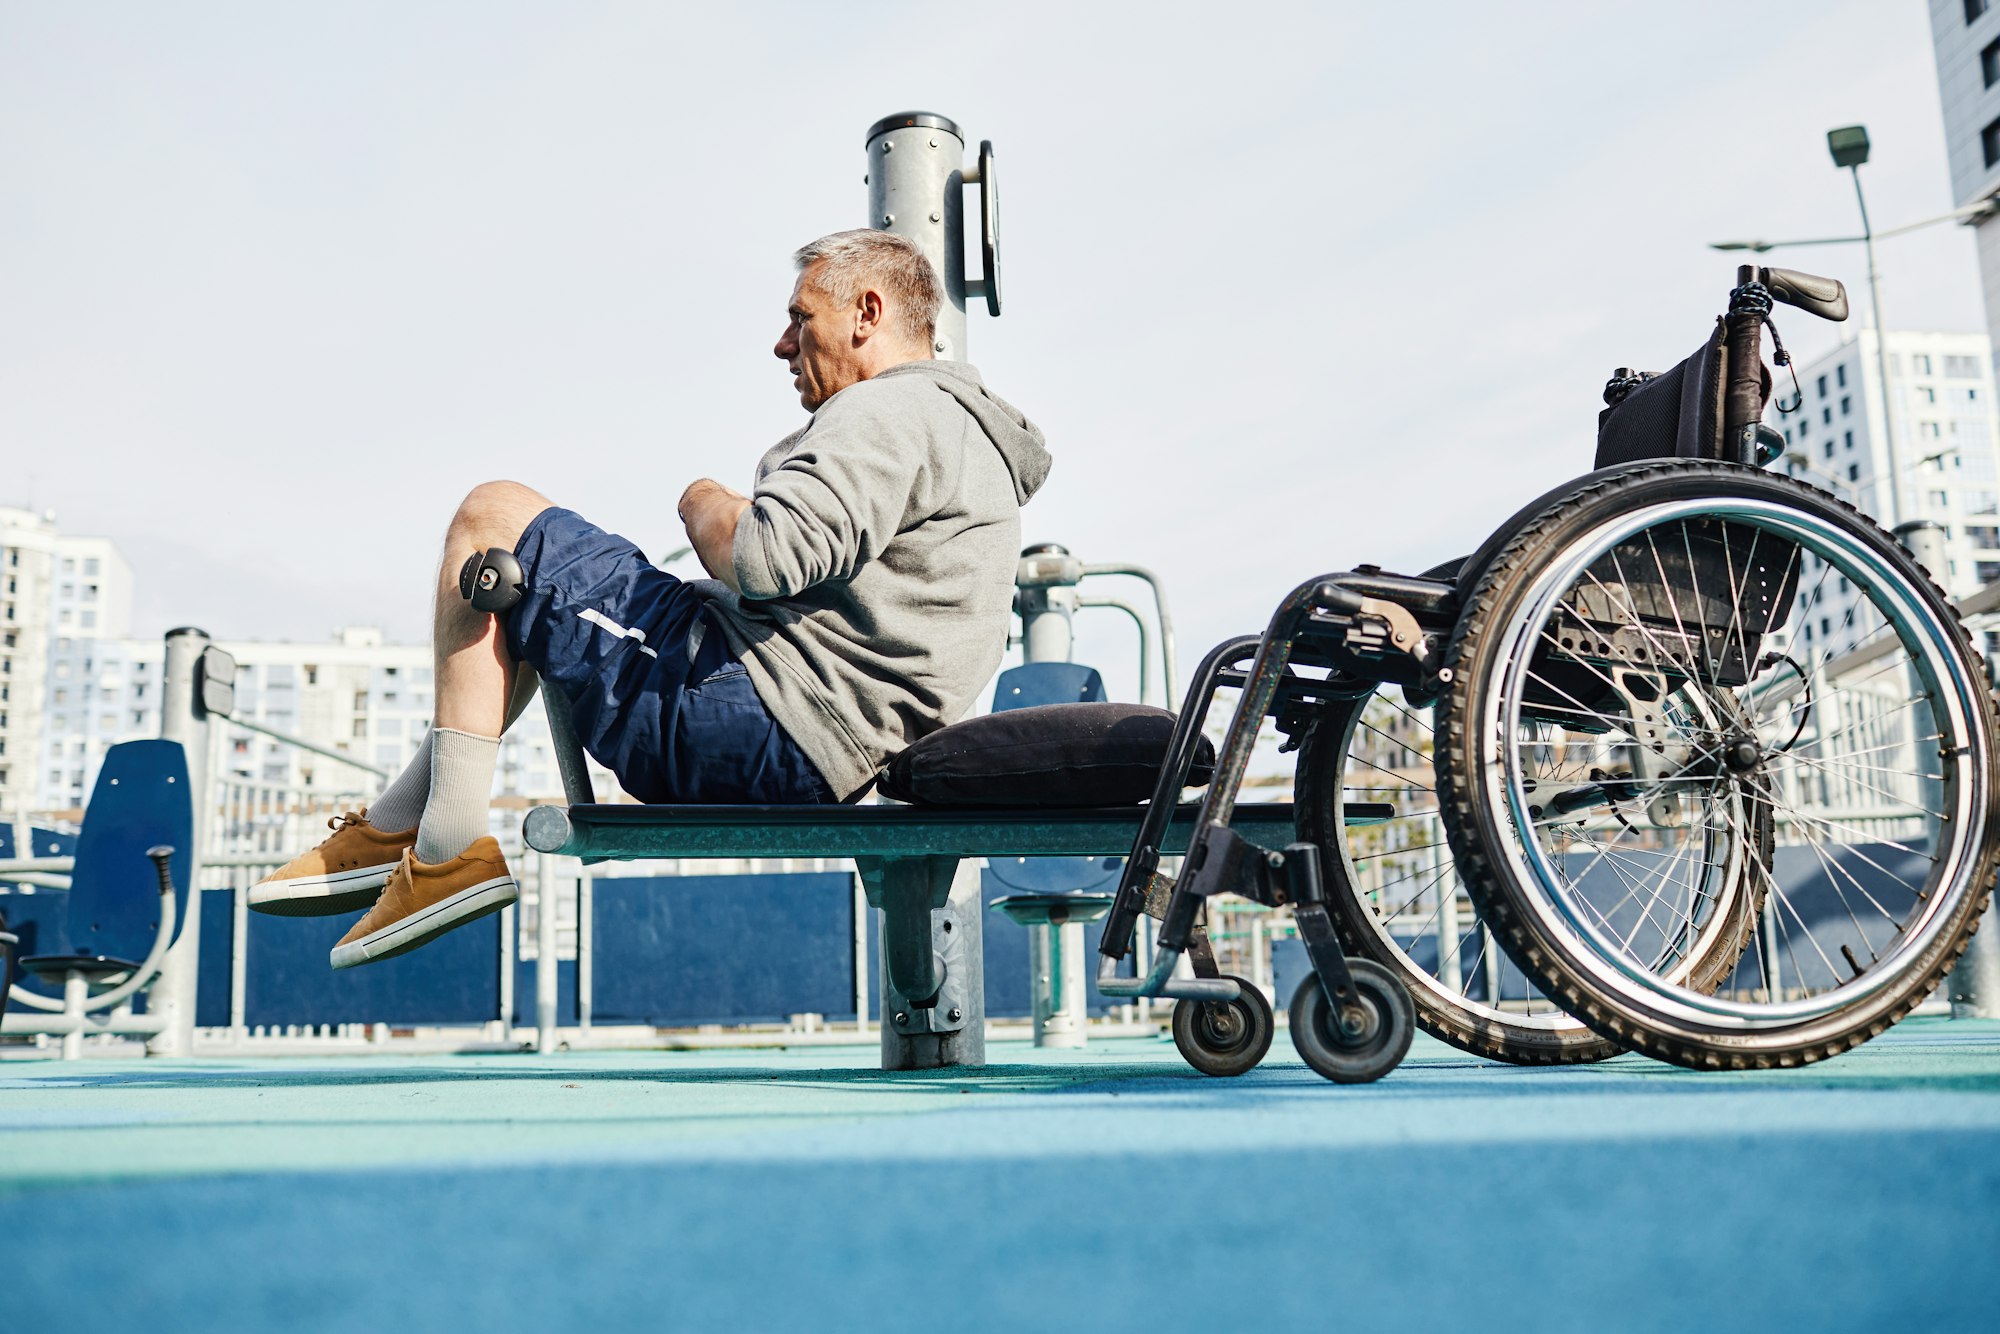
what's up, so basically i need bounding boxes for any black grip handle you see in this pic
[1760,267,1849,322]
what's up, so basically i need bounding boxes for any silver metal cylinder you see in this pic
[1016,543,1083,665]
[1896,522,1998,1016]
[866,111,966,361]
[146,626,212,1056]
[1028,919,1090,1048]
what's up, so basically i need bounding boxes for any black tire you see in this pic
[1296,693,1623,1065]
[1171,975,1274,1076]
[1288,960,1414,1083]
[1438,461,2000,1070]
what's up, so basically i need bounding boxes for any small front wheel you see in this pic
[1171,975,1274,1076]
[1289,960,1414,1084]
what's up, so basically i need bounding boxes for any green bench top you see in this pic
[523,801,1392,862]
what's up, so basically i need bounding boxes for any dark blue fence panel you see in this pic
[223,907,503,1028]
[979,859,1125,1018]
[511,959,578,1028]
[1,888,71,1013]
[588,872,858,1026]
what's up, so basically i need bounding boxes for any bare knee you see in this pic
[449,480,552,552]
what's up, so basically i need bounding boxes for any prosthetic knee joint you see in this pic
[459,548,526,614]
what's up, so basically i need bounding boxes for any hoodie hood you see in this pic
[873,359,1051,504]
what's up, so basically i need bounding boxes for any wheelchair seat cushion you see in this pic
[879,702,1216,808]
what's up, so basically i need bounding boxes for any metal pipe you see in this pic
[147,627,211,1056]
[535,852,558,1053]
[577,866,593,1031]
[1075,594,1154,705]
[218,714,390,781]
[1081,562,1179,702]
[867,112,968,361]
[1850,163,1904,529]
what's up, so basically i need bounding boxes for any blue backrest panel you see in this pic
[991,662,1106,712]
[67,741,192,962]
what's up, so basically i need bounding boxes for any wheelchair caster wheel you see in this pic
[1290,959,1413,1084]
[1171,975,1273,1077]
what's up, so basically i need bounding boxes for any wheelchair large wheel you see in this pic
[1438,461,2000,1070]
[1297,689,1624,1064]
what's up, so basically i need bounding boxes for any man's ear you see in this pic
[853,288,886,344]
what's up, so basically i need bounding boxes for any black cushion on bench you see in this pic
[879,702,1215,808]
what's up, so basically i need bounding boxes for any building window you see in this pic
[1840,395,1851,415]
[1844,431,1854,450]
[1922,421,1943,438]
[1823,407,1833,425]
[1983,563,2000,586]
[1971,0,1991,24]
[1919,386,1937,403]
[1818,374,1828,398]
[1931,489,1951,508]
[1848,462,1861,481]
[1825,439,1836,460]
[1945,355,1982,378]
[1981,116,1999,169]
[1914,353,1935,376]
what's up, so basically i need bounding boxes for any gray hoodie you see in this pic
[695,359,1051,799]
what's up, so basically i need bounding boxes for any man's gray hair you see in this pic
[793,229,943,345]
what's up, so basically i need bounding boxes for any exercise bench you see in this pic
[523,684,1390,1070]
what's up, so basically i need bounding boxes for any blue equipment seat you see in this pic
[16,740,192,987]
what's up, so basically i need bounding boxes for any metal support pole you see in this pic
[868,857,985,1069]
[535,851,558,1054]
[867,112,968,361]
[1898,520,2000,1017]
[1852,164,1904,529]
[577,866,593,1031]
[146,627,212,1056]
[1025,918,1091,1049]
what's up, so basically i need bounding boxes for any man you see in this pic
[249,229,1051,970]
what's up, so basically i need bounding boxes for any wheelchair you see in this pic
[1100,265,2000,1082]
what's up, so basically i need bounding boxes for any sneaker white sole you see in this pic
[329,875,519,970]
[249,861,403,917]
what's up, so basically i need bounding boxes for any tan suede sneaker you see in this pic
[249,810,419,917]
[330,838,518,971]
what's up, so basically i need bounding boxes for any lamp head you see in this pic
[1827,125,1871,169]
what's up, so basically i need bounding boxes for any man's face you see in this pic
[774,267,858,411]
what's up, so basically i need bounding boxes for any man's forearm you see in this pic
[678,479,753,593]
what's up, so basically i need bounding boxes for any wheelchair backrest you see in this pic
[1594,321,1772,470]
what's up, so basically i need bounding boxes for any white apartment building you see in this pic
[0,507,60,814]
[1769,328,2000,657]
[1931,0,2000,363]
[5,505,607,821]
[41,624,593,820]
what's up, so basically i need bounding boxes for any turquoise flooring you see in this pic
[6,1020,2000,1332]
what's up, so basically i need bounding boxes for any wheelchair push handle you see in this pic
[1759,266,1849,322]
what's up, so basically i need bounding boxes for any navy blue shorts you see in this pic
[502,507,835,805]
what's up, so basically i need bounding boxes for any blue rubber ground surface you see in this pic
[6,1020,1999,1332]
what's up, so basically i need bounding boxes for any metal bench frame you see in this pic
[523,691,1309,1069]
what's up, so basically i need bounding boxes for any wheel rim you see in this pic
[1193,1001,1251,1053]
[1335,686,1593,1033]
[1475,494,1990,1029]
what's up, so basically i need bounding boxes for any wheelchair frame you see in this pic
[1094,264,1852,1074]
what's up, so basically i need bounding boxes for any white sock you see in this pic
[367,730,432,834]
[414,728,500,864]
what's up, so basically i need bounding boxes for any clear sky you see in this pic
[0,0,1986,698]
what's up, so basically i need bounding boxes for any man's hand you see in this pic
[678,478,753,593]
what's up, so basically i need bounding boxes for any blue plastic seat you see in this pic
[17,740,192,986]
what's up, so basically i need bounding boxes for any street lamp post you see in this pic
[1827,125,1907,528]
